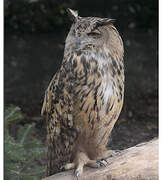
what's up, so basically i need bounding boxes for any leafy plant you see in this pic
[4,105,46,180]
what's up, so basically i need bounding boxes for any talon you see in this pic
[60,163,75,170]
[60,165,65,170]
[75,169,83,177]
[101,158,108,164]
[97,159,108,167]
[115,150,121,154]
[96,162,101,168]
[109,150,121,157]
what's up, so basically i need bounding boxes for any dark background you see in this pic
[4,0,158,159]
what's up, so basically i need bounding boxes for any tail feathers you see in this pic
[46,142,61,176]
[46,138,72,176]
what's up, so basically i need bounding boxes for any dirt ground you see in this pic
[4,28,158,152]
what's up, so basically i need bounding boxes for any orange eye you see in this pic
[87,32,101,38]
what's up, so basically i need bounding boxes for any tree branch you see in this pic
[43,138,158,180]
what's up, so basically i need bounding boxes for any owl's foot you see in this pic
[61,151,112,177]
[86,149,120,169]
[60,153,86,177]
[61,160,108,177]
[74,159,108,176]
[60,163,75,170]
[74,164,84,177]
[86,159,108,168]
[99,149,121,159]
[61,163,83,177]
[97,159,108,167]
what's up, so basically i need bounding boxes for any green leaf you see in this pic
[29,166,45,174]
[4,105,23,130]
[20,175,38,180]
[5,162,20,172]
[5,105,23,122]
[23,141,44,149]
[4,106,45,180]
[20,124,34,144]
[21,166,45,176]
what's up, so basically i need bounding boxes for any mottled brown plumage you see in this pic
[41,8,124,177]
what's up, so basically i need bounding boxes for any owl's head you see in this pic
[65,8,123,58]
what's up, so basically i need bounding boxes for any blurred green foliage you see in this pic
[5,105,45,180]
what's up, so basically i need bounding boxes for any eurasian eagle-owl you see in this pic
[41,8,124,177]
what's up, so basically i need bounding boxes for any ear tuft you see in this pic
[97,18,116,26]
[67,8,78,22]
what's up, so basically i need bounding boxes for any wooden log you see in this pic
[43,138,158,180]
